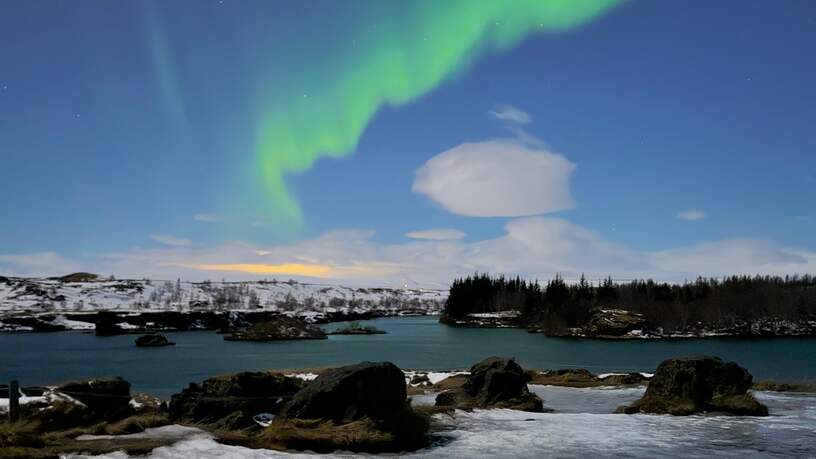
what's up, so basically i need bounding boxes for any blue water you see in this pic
[2,316,815,398]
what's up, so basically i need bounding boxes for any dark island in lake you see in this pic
[327,321,387,335]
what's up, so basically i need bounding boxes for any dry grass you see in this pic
[753,380,816,393]
[0,404,171,458]
[251,406,430,454]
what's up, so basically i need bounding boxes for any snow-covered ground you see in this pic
[63,389,816,458]
[0,277,447,316]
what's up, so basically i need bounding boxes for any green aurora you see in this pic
[252,0,625,228]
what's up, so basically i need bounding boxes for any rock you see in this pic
[280,362,407,423]
[435,357,544,412]
[262,362,428,453]
[169,371,304,429]
[530,368,601,387]
[225,317,327,341]
[410,374,431,386]
[583,308,647,337]
[58,272,99,283]
[599,372,649,386]
[135,333,175,347]
[618,356,768,416]
[56,377,133,421]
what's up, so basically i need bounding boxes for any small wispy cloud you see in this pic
[194,213,219,223]
[488,104,531,124]
[150,234,193,247]
[404,229,466,241]
[677,210,707,221]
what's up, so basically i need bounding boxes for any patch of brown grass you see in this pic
[104,413,170,435]
[753,380,816,393]
[252,407,430,454]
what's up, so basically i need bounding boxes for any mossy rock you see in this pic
[619,356,768,416]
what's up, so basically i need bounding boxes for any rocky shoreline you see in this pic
[0,309,428,335]
[442,308,816,339]
[2,355,802,458]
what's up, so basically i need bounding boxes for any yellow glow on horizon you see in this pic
[183,262,332,277]
[179,261,399,279]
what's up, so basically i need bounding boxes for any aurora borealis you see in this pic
[253,0,623,225]
[2,0,815,283]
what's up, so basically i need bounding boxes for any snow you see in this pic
[467,311,521,319]
[63,389,816,458]
[285,373,319,381]
[403,370,469,386]
[0,278,446,321]
[52,315,96,330]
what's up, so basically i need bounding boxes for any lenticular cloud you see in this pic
[412,139,576,217]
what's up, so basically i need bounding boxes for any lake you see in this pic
[2,316,815,398]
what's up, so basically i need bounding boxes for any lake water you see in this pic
[2,316,815,398]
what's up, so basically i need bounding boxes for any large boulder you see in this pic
[435,357,544,412]
[280,362,406,423]
[224,317,327,341]
[263,362,428,453]
[56,377,133,421]
[169,371,304,429]
[618,356,768,416]
[135,333,175,347]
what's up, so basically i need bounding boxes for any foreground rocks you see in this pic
[1,377,172,459]
[224,317,327,341]
[169,371,304,429]
[56,377,134,421]
[435,357,544,412]
[135,333,175,347]
[618,356,768,416]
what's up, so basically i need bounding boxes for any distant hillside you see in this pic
[0,275,446,316]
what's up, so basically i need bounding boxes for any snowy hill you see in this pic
[0,275,447,316]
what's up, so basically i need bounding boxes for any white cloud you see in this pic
[405,229,466,241]
[488,104,531,124]
[0,252,84,278]
[412,139,575,217]
[194,213,219,223]
[4,221,815,287]
[677,210,706,221]
[150,234,193,247]
[649,239,813,278]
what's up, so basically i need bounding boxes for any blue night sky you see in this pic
[1,0,815,285]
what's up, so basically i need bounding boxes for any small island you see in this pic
[327,321,387,335]
[135,333,175,347]
[225,316,327,341]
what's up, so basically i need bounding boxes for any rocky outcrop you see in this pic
[280,362,407,422]
[599,372,649,386]
[583,309,647,337]
[435,357,544,412]
[135,333,175,347]
[56,377,133,421]
[225,317,327,341]
[169,371,304,429]
[618,356,768,416]
[58,272,99,283]
[526,368,649,387]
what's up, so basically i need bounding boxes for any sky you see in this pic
[1,0,815,286]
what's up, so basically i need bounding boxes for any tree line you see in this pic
[445,273,816,332]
